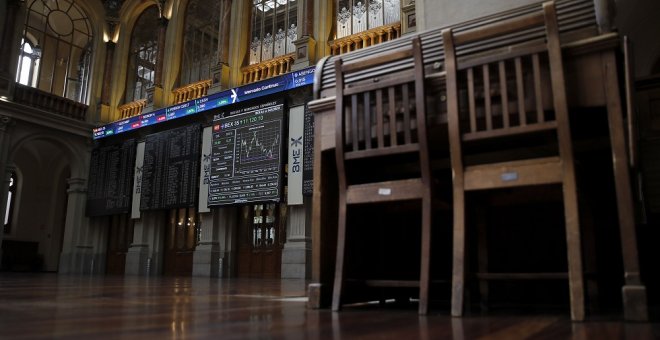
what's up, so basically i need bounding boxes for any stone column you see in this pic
[216,207,238,277]
[292,0,316,70]
[0,168,13,265]
[0,0,25,98]
[98,41,116,123]
[209,0,232,94]
[0,116,14,225]
[192,212,221,277]
[281,202,311,279]
[58,177,91,274]
[125,211,165,276]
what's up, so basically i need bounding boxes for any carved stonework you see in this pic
[292,36,316,71]
[0,115,12,132]
[401,0,416,34]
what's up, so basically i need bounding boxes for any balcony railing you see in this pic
[330,23,401,56]
[172,79,211,105]
[13,83,87,121]
[241,53,295,85]
[118,99,147,119]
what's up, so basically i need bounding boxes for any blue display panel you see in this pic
[93,66,315,139]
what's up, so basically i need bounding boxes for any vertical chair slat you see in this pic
[499,61,510,128]
[468,68,477,133]
[532,53,545,123]
[376,89,384,148]
[364,91,371,149]
[388,86,397,146]
[515,57,527,126]
[351,94,359,151]
[403,83,411,144]
[483,64,492,131]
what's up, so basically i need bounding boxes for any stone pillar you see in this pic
[292,0,316,71]
[192,212,221,277]
[215,207,238,277]
[125,211,165,276]
[0,167,13,265]
[402,1,417,35]
[281,203,311,279]
[58,177,91,274]
[0,0,25,98]
[98,41,116,123]
[0,117,14,232]
[209,0,232,94]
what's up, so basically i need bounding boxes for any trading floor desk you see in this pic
[307,1,647,322]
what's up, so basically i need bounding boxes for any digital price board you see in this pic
[86,139,136,216]
[93,66,314,139]
[139,125,201,210]
[208,99,285,205]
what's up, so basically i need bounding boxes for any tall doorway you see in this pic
[237,203,286,278]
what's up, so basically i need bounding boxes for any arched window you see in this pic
[180,0,220,86]
[16,39,41,87]
[18,0,93,104]
[4,172,17,235]
[125,6,159,103]
[336,0,400,38]
[249,0,298,65]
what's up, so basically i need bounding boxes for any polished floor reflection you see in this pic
[0,273,657,339]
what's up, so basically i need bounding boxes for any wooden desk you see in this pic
[308,32,648,321]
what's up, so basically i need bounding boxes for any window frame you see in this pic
[249,0,298,65]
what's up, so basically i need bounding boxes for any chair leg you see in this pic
[451,188,466,317]
[476,206,489,312]
[562,179,585,321]
[332,196,348,312]
[418,192,432,315]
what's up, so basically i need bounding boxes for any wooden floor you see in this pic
[0,273,657,339]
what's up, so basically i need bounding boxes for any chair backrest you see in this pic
[334,37,429,186]
[443,1,571,160]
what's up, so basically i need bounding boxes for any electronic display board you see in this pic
[302,105,314,196]
[86,139,136,216]
[93,66,314,139]
[139,125,201,210]
[208,99,285,205]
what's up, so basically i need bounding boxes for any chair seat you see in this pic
[464,156,562,191]
[346,178,426,204]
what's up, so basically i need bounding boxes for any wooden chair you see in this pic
[332,37,433,315]
[442,1,585,320]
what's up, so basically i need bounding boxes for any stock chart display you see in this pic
[208,99,284,205]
